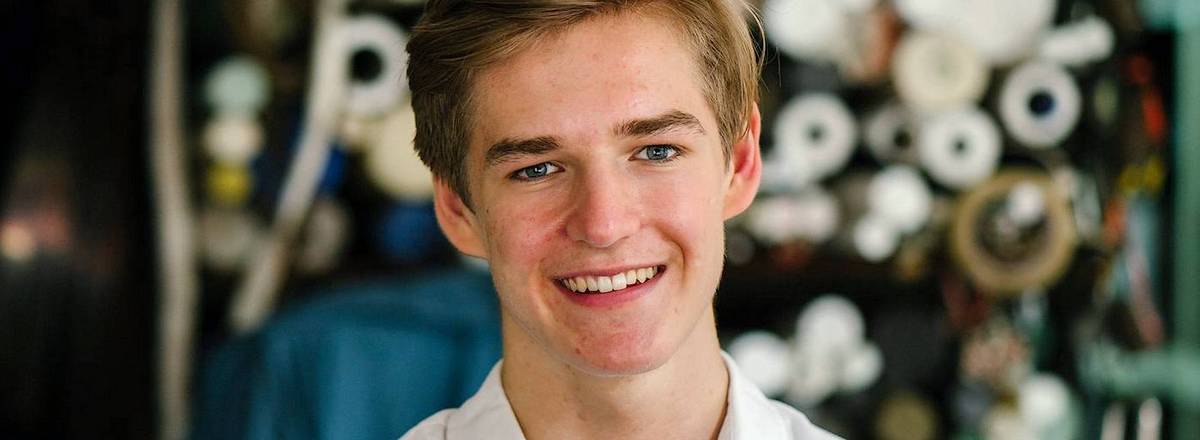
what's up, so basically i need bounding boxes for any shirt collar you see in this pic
[717,352,791,439]
[444,352,783,440]
[444,361,525,440]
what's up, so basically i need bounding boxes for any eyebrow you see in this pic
[614,110,706,138]
[482,110,706,168]
[485,136,563,168]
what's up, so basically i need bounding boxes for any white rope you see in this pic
[229,0,348,333]
[148,0,199,438]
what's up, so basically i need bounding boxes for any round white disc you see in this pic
[918,106,1002,190]
[999,61,1083,149]
[728,331,793,397]
[203,112,263,165]
[950,0,1055,65]
[364,103,435,201]
[864,104,919,165]
[796,294,865,355]
[868,165,933,234]
[763,0,848,61]
[339,15,409,117]
[893,32,990,112]
[204,56,271,114]
[853,214,900,262]
[772,94,858,189]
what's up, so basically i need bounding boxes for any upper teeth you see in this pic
[561,266,659,294]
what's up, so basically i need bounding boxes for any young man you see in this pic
[401,1,838,439]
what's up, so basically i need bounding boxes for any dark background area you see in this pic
[0,2,155,438]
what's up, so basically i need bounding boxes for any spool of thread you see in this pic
[198,208,262,272]
[294,197,351,274]
[892,32,989,112]
[203,112,264,165]
[796,295,865,356]
[763,0,848,61]
[999,61,1083,149]
[864,104,919,165]
[744,188,840,245]
[1039,16,1115,67]
[951,170,1077,296]
[949,0,1055,65]
[789,294,874,405]
[728,331,793,397]
[771,94,858,189]
[339,14,408,117]
[868,165,932,234]
[918,106,1002,190]
[854,214,900,262]
[204,55,271,115]
[897,0,1053,65]
[365,103,434,201]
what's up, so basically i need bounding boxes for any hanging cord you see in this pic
[229,0,348,333]
[148,0,199,438]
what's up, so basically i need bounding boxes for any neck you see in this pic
[500,306,729,440]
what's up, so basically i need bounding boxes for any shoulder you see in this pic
[399,409,453,440]
[721,352,843,440]
[766,400,843,440]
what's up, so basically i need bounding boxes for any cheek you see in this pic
[642,167,727,258]
[479,193,564,269]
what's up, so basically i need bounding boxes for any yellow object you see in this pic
[207,164,253,207]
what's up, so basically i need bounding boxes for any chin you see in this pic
[563,330,675,377]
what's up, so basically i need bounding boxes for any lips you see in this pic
[558,265,661,294]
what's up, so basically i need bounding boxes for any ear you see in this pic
[432,177,487,259]
[722,105,763,220]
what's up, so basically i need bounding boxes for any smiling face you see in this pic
[433,11,761,376]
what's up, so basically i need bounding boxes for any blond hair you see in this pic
[406,0,762,205]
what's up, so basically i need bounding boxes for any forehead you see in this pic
[468,12,712,154]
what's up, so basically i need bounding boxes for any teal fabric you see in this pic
[192,269,501,440]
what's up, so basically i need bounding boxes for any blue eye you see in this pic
[637,145,680,162]
[512,162,561,181]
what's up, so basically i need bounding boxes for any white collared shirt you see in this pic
[400,353,843,440]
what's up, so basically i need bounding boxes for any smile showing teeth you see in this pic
[560,266,659,294]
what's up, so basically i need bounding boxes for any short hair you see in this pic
[406,0,762,206]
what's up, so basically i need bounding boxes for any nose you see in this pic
[565,166,641,248]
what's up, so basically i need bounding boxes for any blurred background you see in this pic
[1,0,1198,439]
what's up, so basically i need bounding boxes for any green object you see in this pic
[1175,1,1200,438]
[1080,343,1200,411]
[204,55,271,114]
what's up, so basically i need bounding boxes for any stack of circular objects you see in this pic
[333,14,444,264]
[199,56,272,273]
[737,0,1133,435]
[728,295,884,408]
